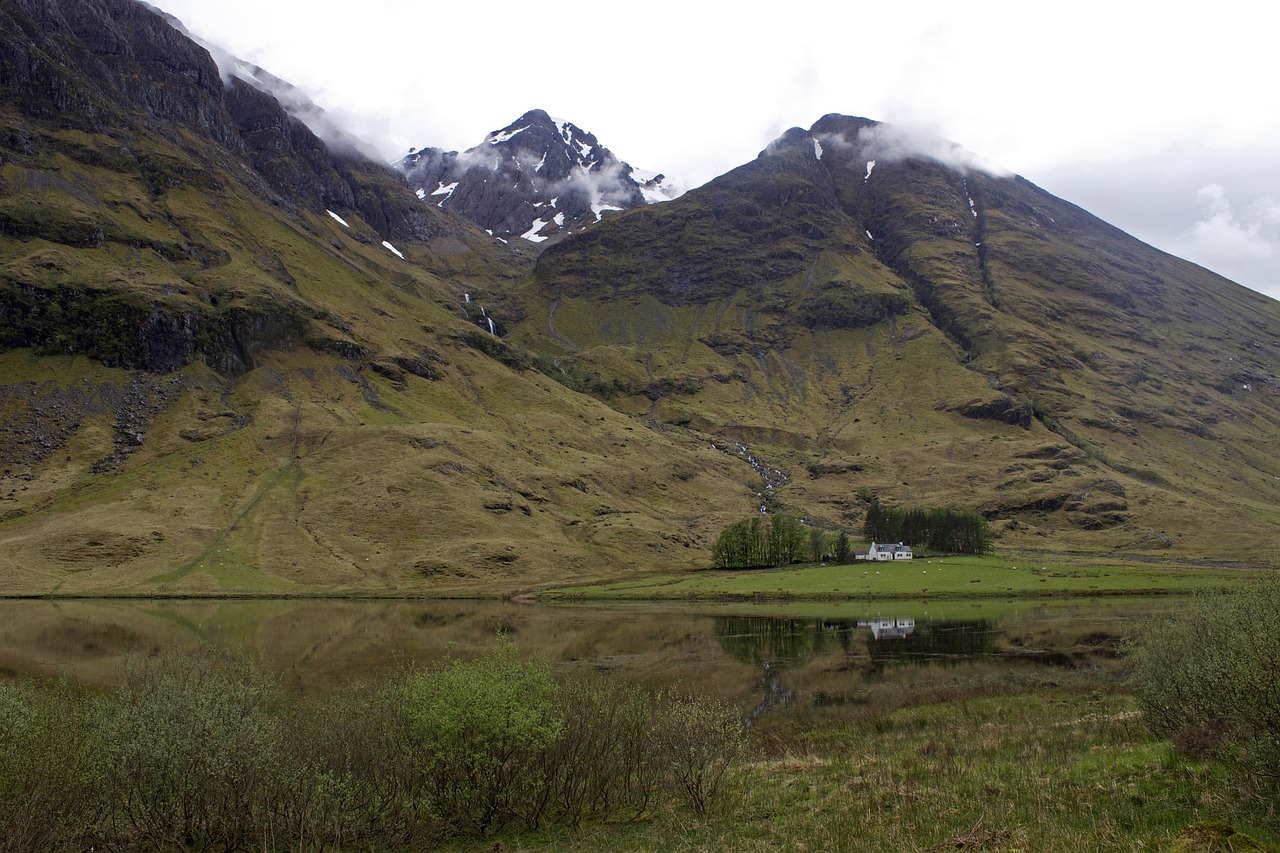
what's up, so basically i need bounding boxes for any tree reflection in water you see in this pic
[714,616,1000,721]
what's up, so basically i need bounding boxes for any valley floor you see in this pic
[450,673,1280,852]
[543,553,1255,602]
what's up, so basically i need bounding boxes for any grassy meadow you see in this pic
[463,687,1278,852]
[544,553,1252,601]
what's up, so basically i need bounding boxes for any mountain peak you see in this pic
[399,109,683,244]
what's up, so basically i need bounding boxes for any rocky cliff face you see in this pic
[400,109,681,244]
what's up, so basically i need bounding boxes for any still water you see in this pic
[0,597,1169,713]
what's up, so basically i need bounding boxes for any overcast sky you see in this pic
[148,0,1280,301]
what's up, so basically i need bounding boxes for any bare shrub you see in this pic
[96,648,284,852]
[0,681,101,852]
[1133,573,1280,788]
[652,689,748,815]
[543,676,663,825]
[274,682,432,849]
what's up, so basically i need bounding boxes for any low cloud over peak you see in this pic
[853,123,1013,178]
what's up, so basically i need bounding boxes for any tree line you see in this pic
[712,515,851,569]
[863,501,992,555]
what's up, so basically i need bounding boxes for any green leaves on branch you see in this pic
[403,636,563,834]
[711,515,865,569]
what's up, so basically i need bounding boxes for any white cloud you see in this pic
[145,0,1280,303]
[1183,185,1277,260]
[1168,185,1280,298]
[850,124,1012,178]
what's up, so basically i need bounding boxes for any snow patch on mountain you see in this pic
[489,125,530,144]
[521,219,551,243]
[431,181,458,207]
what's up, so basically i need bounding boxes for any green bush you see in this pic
[1132,574,1280,787]
[403,637,564,834]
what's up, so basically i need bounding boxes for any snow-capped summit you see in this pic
[399,109,683,244]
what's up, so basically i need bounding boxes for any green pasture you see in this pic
[545,554,1251,601]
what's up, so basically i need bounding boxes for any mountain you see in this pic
[1,1,1277,599]
[399,109,681,245]
[0,0,751,596]
[512,115,1280,557]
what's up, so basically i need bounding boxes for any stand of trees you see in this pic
[863,501,992,555]
[713,515,853,569]
[712,514,808,569]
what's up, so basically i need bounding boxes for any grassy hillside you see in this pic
[508,117,1280,561]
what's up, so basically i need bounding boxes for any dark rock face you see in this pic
[400,109,679,244]
[0,283,311,375]
[950,396,1034,429]
[0,0,507,376]
[0,0,234,142]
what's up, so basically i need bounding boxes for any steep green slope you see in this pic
[510,116,1280,559]
[0,0,760,595]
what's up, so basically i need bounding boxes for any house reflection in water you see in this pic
[857,617,915,640]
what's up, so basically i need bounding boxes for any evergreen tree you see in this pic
[834,531,851,564]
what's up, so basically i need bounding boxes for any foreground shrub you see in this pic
[1132,573,1280,787]
[276,681,431,849]
[96,649,284,851]
[0,640,749,849]
[404,637,565,835]
[544,676,663,825]
[653,690,748,814]
[0,681,101,852]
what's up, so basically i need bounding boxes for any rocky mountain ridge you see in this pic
[399,109,681,244]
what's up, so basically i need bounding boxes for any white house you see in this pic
[856,541,913,561]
